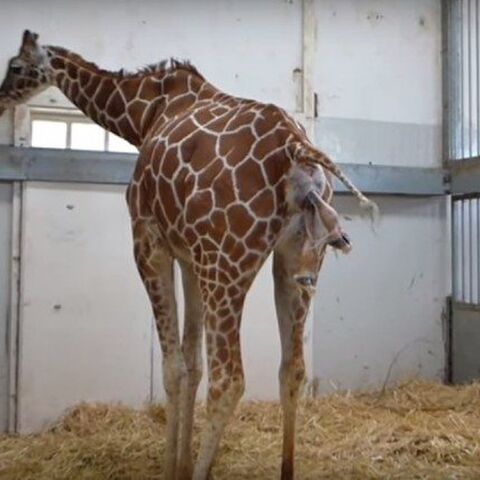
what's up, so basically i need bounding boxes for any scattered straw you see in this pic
[1,380,480,479]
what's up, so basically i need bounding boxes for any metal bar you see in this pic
[469,198,474,302]
[477,0,479,157]
[302,0,316,141]
[477,197,480,303]
[104,130,109,152]
[462,199,466,301]
[451,0,463,160]
[443,0,452,162]
[7,182,22,433]
[454,0,458,160]
[453,199,459,300]
[461,0,465,159]
[468,0,473,158]
[451,299,480,310]
[0,145,448,195]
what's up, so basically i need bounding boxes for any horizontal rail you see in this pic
[452,300,480,311]
[0,145,448,196]
[450,156,480,194]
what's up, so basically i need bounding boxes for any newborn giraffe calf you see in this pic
[286,159,352,292]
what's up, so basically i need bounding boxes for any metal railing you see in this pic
[453,195,480,303]
[446,0,480,161]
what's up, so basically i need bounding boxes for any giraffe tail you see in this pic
[289,142,380,225]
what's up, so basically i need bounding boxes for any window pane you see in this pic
[108,132,138,153]
[71,123,105,151]
[31,120,67,149]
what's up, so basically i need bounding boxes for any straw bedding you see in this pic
[1,380,480,479]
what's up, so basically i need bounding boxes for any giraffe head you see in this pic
[287,161,351,292]
[0,30,51,116]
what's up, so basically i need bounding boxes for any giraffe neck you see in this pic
[45,46,216,147]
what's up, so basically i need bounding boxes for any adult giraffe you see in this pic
[0,31,376,479]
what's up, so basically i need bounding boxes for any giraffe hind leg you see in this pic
[177,260,204,480]
[192,277,254,480]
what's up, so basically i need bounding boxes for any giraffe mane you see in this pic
[48,46,205,80]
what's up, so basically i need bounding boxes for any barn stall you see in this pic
[0,0,478,478]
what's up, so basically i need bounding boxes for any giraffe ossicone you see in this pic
[0,30,375,480]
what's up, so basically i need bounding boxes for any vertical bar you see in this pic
[8,182,22,433]
[302,0,316,141]
[66,121,72,150]
[461,199,465,301]
[477,0,480,157]
[302,0,316,383]
[451,0,461,159]
[461,0,465,159]
[469,199,474,302]
[453,199,458,299]
[452,199,461,301]
[444,0,452,161]
[477,198,480,303]
[468,0,473,158]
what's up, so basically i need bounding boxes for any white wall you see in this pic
[315,0,441,125]
[18,183,153,432]
[314,0,442,167]
[310,0,448,393]
[0,0,448,431]
[313,196,448,393]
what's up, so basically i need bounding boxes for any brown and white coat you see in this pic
[0,31,375,480]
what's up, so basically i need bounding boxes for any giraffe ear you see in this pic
[21,30,39,53]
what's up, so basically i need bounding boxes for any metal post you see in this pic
[443,0,452,162]
[7,182,22,433]
[453,199,458,300]
[469,198,474,302]
[476,0,480,157]
[461,0,465,159]
[460,199,465,302]
[468,0,473,158]
[477,197,480,303]
[451,0,463,159]
[301,0,316,391]
[302,0,316,141]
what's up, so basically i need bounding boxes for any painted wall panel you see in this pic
[18,182,153,433]
[0,183,12,432]
[313,196,449,393]
[314,0,442,167]
[314,0,441,124]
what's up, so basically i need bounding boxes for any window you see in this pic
[30,111,138,154]
[31,120,68,149]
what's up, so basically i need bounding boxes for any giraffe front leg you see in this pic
[130,219,184,480]
[177,261,204,480]
[273,246,324,480]
[193,287,247,480]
